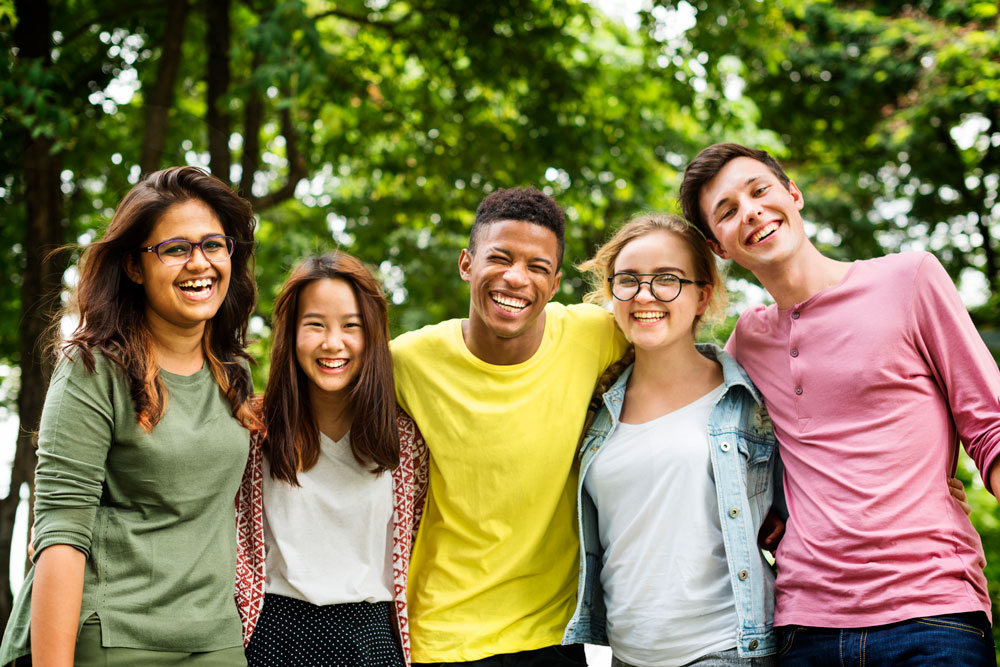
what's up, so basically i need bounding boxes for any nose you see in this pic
[740,197,763,226]
[634,281,657,302]
[185,245,212,270]
[503,262,529,287]
[322,327,347,349]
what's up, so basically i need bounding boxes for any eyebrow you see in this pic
[489,246,553,267]
[617,266,688,276]
[711,175,767,218]
[300,312,362,320]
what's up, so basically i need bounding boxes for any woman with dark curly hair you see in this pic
[0,166,260,666]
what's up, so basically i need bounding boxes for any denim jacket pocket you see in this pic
[740,433,776,498]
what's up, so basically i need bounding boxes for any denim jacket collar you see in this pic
[595,343,763,436]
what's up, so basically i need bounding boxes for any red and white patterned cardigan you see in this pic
[234,412,429,665]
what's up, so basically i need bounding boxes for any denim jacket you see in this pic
[562,344,780,657]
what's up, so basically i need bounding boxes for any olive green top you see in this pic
[0,351,250,664]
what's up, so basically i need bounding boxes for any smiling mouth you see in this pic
[491,292,529,313]
[177,277,215,300]
[178,278,213,291]
[317,358,347,370]
[746,222,780,245]
[632,311,665,322]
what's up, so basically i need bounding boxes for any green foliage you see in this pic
[0,0,997,650]
[956,450,1000,654]
[646,1,1000,306]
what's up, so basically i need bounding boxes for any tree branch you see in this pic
[247,103,307,211]
[238,51,264,198]
[61,1,168,46]
[310,7,400,33]
[139,0,189,175]
[206,0,232,184]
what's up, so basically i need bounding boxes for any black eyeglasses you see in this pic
[608,272,708,302]
[138,235,235,266]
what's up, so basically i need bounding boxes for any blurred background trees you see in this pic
[1,0,998,649]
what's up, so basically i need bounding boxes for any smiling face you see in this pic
[126,198,231,337]
[459,219,562,351]
[295,278,365,403]
[612,230,711,354]
[698,156,806,272]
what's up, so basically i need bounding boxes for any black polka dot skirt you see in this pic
[245,593,405,667]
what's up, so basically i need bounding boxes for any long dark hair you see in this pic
[60,166,260,432]
[263,252,399,483]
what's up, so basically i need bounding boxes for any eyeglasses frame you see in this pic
[607,271,709,303]
[137,234,236,266]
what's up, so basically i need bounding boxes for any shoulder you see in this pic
[392,318,459,356]
[858,252,955,301]
[53,346,120,385]
[549,301,615,332]
[859,251,934,281]
[732,303,773,337]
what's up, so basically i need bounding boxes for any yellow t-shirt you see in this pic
[392,302,627,662]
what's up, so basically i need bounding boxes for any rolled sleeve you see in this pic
[31,355,114,559]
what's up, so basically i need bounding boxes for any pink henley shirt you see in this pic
[727,251,1000,627]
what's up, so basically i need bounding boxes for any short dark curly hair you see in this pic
[680,143,791,242]
[470,187,565,265]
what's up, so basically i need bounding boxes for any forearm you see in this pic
[990,460,1000,505]
[31,544,86,667]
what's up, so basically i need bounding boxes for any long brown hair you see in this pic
[263,252,399,483]
[60,166,260,432]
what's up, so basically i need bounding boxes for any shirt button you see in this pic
[739,569,749,580]
[749,639,759,650]
[790,348,799,357]
[791,311,800,320]
[721,442,731,452]
[795,386,803,395]
[729,507,739,518]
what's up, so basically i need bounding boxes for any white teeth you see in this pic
[178,278,213,289]
[318,359,347,369]
[491,293,528,312]
[633,311,665,321]
[748,223,779,245]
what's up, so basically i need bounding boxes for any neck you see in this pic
[146,312,206,375]
[752,243,852,309]
[462,311,546,366]
[621,339,723,424]
[630,339,717,388]
[310,388,353,442]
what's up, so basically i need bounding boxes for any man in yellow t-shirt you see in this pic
[392,187,627,666]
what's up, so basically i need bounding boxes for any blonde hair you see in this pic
[577,213,727,331]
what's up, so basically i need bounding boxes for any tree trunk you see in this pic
[139,0,190,175]
[206,0,231,182]
[0,0,68,633]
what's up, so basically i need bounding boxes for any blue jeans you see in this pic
[778,612,996,666]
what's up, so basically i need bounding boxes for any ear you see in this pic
[458,248,473,283]
[707,238,730,260]
[788,180,805,211]
[123,254,144,285]
[548,270,562,300]
[695,283,713,317]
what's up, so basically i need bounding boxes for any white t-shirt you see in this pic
[262,431,394,605]
[583,383,737,667]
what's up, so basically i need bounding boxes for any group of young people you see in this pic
[0,142,998,667]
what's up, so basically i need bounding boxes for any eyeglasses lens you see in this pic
[157,235,234,265]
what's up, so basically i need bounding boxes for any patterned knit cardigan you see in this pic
[234,412,429,665]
